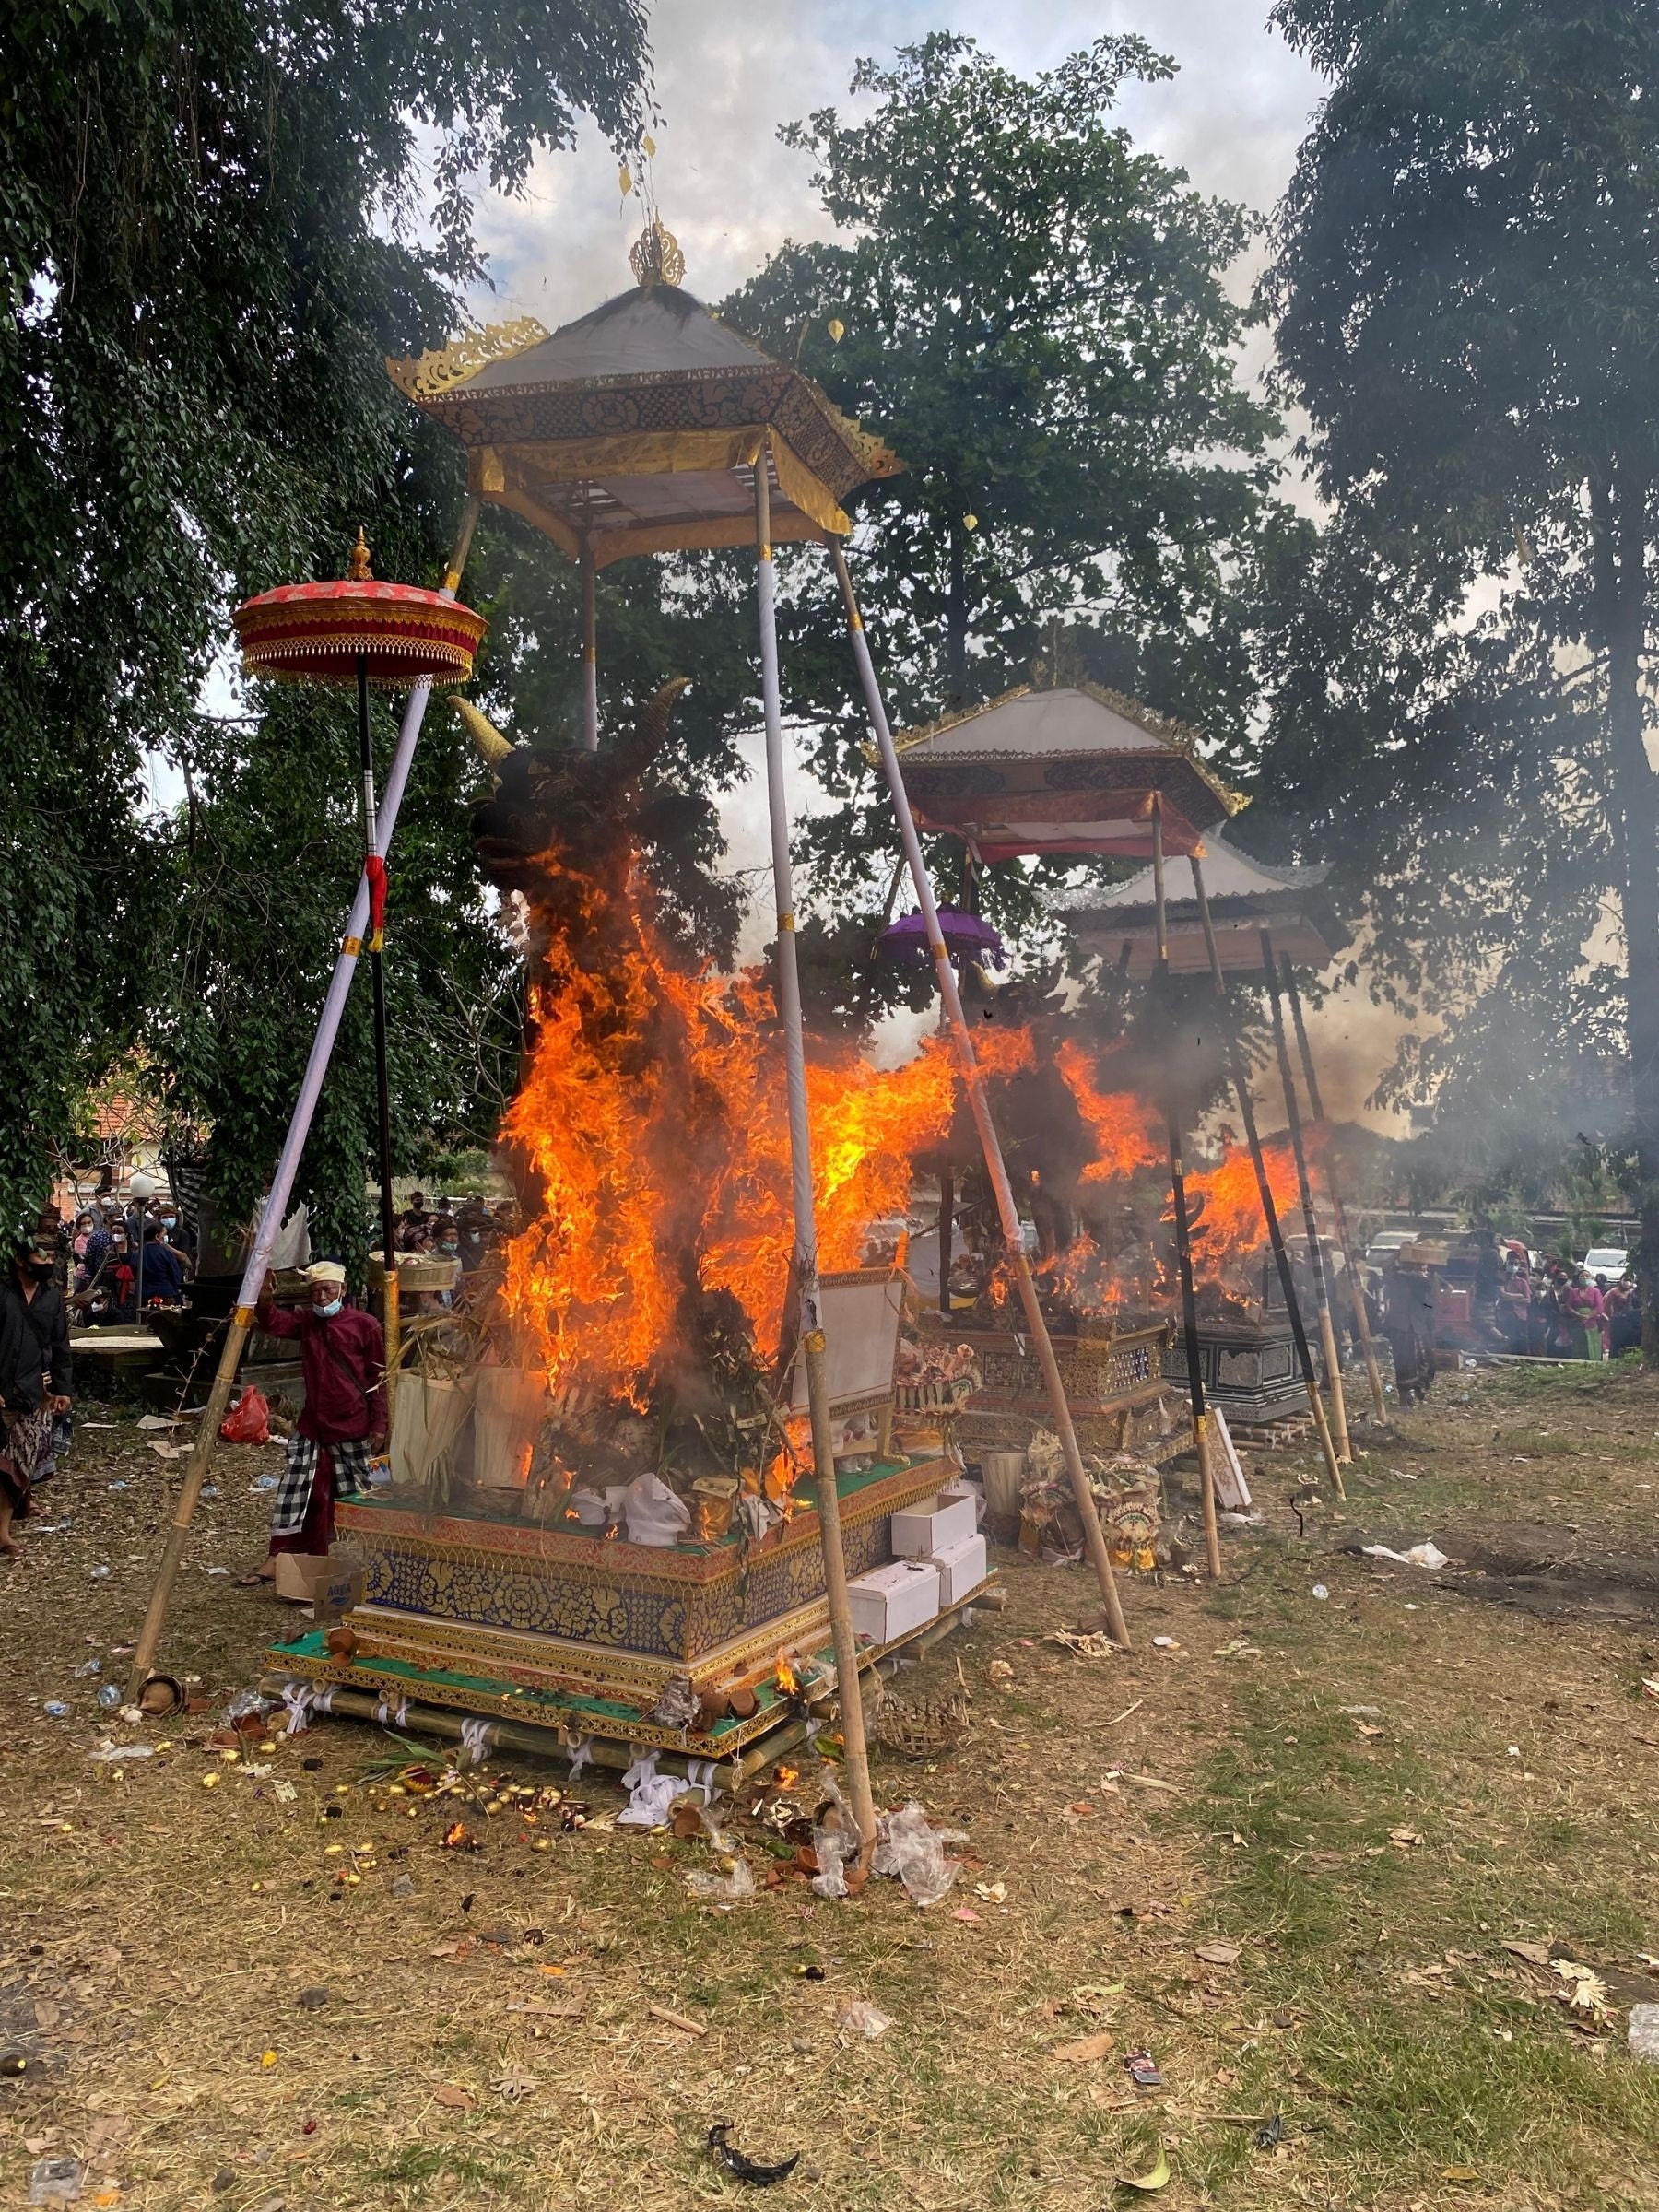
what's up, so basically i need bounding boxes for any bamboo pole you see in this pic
[1150,803,1221,1581]
[1282,956,1386,1423]
[578,538,599,752]
[1189,857,1346,1492]
[126,495,483,1700]
[1261,929,1351,1474]
[755,457,877,1857]
[831,544,1133,1646]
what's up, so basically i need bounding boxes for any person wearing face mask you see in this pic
[137,1220,186,1305]
[0,1233,73,1557]
[238,1260,387,1586]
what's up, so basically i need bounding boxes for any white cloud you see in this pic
[470,0,1321,329]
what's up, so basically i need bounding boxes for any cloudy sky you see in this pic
[454,5,1405,1119]
[472,0,1323,331]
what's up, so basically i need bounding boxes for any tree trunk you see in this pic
[1594,470,1659,1361]
[945,518,968,704]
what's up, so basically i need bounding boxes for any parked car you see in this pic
[1365,1230,1418,1266]
[1582,1245,1630,1279]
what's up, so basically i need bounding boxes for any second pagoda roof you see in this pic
[891,683,1244,863]
[1062,830,1347,976]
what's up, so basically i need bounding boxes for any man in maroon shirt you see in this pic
[239,1260,387,1585]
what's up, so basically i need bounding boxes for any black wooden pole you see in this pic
[1188,858,1345,1491]
[1152,801,1221,1578]
[1281,955,1387,1422]
[1261,929,1350,1474]
[359,653,400,1378]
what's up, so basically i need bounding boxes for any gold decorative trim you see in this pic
[886,679,1247,818]
[344,1592,840,1702]
[386,316,550,402]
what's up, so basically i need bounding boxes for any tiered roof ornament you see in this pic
[1063,829,1347,979]
[890,682,1242,864]
[386,226,900,570]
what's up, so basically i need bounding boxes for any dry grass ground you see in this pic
[4,1363,1659,2210]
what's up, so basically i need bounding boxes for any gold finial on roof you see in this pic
[629,218,685,290]
[348,526,373,582]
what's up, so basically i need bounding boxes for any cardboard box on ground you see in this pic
[272,1547,366,1618]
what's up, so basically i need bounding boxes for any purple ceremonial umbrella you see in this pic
[877,908,1006,970]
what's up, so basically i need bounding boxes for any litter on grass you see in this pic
[1362,1541,1451,1571]
[707,2122,801,2187]
[871,1800,962,1907]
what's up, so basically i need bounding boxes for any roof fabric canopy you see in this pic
[890,684,1243,864]
[388,286,900,567]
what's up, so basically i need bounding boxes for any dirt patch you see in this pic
[1438,1519,1659,1622]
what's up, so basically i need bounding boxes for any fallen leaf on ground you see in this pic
[1194,1943,1241,1966]
[1053,2030,1117,2064]
[1502,1940,1552,1967]
[1117,2146,1171,2192]
[431,2084,474,2110]
[1388,1828,1422,1849]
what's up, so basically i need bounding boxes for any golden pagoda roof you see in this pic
[388,278,900,567]
[886,684,1244,864]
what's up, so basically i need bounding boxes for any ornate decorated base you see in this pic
[267,1456,959,1749]
[1166,1319,1303,1425]
[921,1318,1183,1464]
[265,1572,994,1770]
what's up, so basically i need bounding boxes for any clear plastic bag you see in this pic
[871,1799,959,1907]
[809,1783,861,1900]
[685,1857,757,1902]
[834,1998,894,2040]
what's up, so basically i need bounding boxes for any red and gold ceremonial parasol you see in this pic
[232,528,487,688]
[232,531,488,1351]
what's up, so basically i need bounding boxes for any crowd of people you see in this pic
[1492,1249,1639,1359]
[65,1194,196,1324]
[388,1190,520,1309]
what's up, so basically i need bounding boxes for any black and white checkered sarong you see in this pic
[270,1435,371,1538]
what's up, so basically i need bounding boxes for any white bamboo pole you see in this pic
[127,496,483,1697]
[755,456,878,1856]
[830,544,1133,1646]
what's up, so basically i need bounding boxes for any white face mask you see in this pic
[316,1297,344,1319]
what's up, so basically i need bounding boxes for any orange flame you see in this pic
[500,858,955,1402]
[774,1652,799,1697]
[1186,1139,1300,1282]
[1053,1041,1164,1181]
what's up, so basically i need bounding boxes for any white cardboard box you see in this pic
[848,1559,941,1645]
[891,1491,978,1559]
[930,1532,988,1606]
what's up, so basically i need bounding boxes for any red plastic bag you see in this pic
[219,1386,271,1445]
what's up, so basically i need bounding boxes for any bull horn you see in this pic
[449,693,516,767]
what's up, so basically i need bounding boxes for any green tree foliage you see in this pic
[721,33,1288,931]
[1259,0,1659,1336]
[0,0,648,1240]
